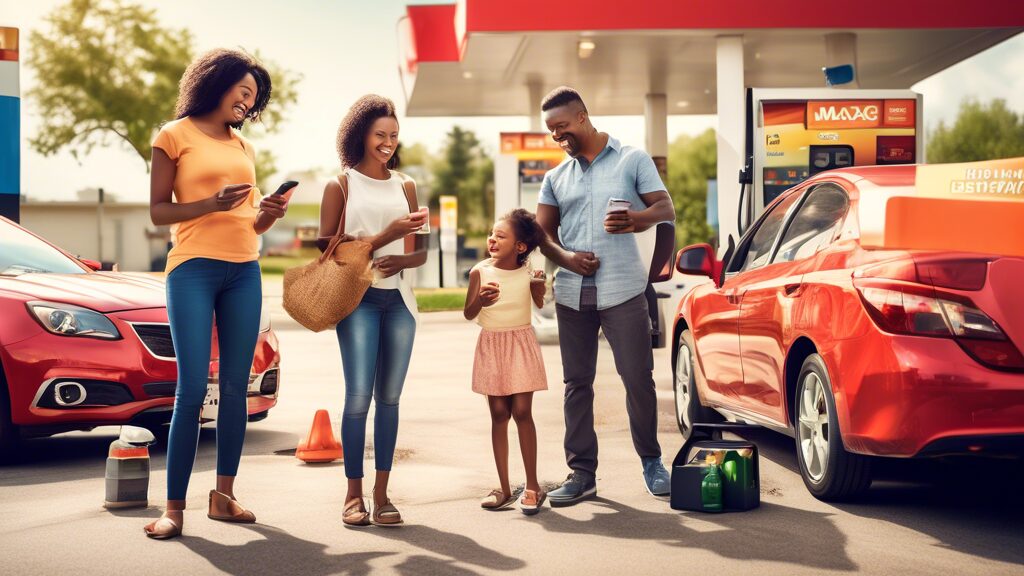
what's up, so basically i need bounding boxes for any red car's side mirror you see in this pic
[80,258,102,271]
[675,244,722,287]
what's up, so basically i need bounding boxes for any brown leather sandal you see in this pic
[342,498,370,527]
[480,489,517,511]
[144,514,182,540]
[371,499,404,526]
[207,490,256,523]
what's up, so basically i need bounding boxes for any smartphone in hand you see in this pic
[273,181,299,196]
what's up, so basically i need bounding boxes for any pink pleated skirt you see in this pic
[472,325,548,396]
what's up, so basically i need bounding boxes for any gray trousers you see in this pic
[555,290,662,477]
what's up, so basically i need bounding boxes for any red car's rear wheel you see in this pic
[794,354,872,500]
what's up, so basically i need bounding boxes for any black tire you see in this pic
[247,410,269,423]
[673,329,722,440]
[0,365,19,464]
[793,354,871,501]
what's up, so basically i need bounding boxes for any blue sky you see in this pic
[2,0,1022,202]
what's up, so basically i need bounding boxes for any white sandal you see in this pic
[519,489,546,516]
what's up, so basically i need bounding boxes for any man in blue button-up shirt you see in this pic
[536,87,676,505]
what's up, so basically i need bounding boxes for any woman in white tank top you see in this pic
[318,95,427,527]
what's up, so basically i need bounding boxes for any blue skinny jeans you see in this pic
[164,258,261,500]
[335,287,416,479]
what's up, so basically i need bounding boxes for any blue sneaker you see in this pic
[642,457,671,496]
[548,471,597,507]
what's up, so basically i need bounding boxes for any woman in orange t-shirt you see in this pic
[144,49,289,540]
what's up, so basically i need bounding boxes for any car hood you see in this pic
[0,271,166,312]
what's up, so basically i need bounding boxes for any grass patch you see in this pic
[415,288,466,312]
[282,203,321,223]
[260,254,315,276]
[261,255,466,313]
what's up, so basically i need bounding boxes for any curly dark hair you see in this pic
[174,49,272,129]
[336,94,400,169]
[502,208,546,266]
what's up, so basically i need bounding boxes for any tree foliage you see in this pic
[928,99,1024,163]
[27,0,192,169]
[432,126,494,233]
[666,129,717,248]
[27,0,301,184]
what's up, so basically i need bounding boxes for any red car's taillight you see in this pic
[854,282,1024,371]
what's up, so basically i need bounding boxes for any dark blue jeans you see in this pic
[335,287,416,479]
[165,258,261,500]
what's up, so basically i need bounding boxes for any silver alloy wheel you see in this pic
[675,341,693,431]
[798,372,830,483]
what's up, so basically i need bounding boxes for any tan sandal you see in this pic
[480,489,517,511]
[207,490,256,523]
[520,489,546,516]
[144,514,182,540]
[371,499,404,526]
[342,498,370,527]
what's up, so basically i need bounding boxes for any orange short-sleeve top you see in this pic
[152,117,260,274]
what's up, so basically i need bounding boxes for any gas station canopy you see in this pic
[398,0,1024,116]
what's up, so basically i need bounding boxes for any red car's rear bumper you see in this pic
[827,331,1024,457]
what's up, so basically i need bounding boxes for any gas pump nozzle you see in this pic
[737,160,754,236]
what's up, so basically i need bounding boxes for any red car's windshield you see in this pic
[0,221,87,276]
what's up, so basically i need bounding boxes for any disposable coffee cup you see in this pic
[606,198,631,214]
[413,207,430,234]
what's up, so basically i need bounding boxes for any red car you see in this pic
[671,164,1024,500]
[0,216,281,458]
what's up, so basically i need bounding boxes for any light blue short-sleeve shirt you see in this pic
[538,136,668,311]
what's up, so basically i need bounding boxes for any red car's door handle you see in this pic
[783,283,804,297]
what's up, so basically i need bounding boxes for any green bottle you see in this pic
[701,455,723,512]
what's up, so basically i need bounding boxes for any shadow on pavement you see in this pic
[0,426,296,487]
[536,497,858,572]
[393,555,483,576]
[179,523,394,576]
[368,524,526,572]
[834,457,1024,565]
[671,424,1024,565]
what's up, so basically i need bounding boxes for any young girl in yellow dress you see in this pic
[464,209,548,515]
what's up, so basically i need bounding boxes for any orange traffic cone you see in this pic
[296,409,343,463]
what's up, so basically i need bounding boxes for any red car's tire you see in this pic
[674,329,722,440]
[794,353,872,501]
[0,365,19,463]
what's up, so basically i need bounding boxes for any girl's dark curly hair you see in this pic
[502,208,546,266]
[174,49,272,130]
[336,95,399,169]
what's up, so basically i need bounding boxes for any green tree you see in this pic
[243,53,301,191]
[395,142,435,203]
[432,126,493,233]
[928,99,1024,163]
[666,129,717,247]
[27,0,300,183]
[27,0,192,169]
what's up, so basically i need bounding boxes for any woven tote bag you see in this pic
[282,176,373,332]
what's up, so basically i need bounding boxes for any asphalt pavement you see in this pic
[0,280,1021,575]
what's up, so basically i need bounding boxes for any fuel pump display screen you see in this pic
[759,98,917,207]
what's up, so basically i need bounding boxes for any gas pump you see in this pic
[0,28,19,223]
[736,88,923,237]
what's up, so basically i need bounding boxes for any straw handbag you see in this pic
[282,175,373,332]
